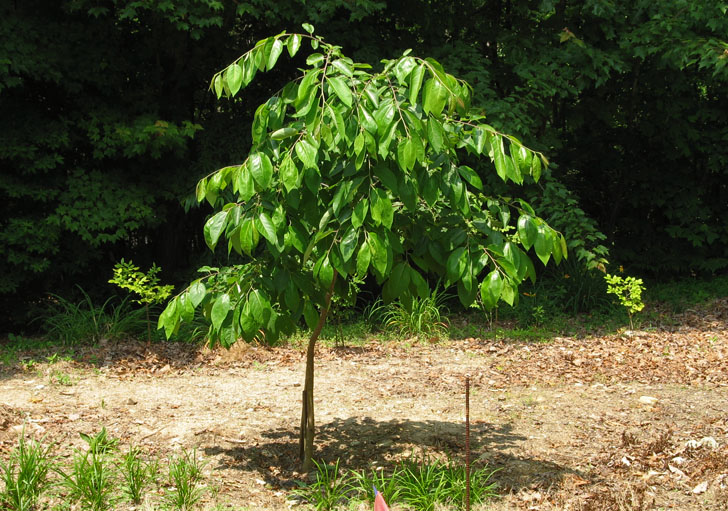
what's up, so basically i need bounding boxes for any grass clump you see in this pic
[0,430,54,511]
[37,286,146,345]
[165,448,207,510]
[293,455,498,511]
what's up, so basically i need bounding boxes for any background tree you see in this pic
[158,27,566,470]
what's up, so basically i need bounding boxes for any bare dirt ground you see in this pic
[1,299,727,510]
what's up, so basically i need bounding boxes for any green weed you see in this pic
[0,431,55,511]
[165,448,206,510]
[120,445,157,504]
[292,459,355,511]
[58,450,116,511]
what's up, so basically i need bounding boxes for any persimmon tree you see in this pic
[158,24,566,471]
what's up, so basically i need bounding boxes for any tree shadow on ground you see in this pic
[203,416,585,493]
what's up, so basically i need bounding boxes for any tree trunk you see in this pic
[299,272,338,472]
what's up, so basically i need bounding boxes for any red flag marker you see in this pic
[374,487,389,511]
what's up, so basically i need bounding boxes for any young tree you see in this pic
[158,25,566,471]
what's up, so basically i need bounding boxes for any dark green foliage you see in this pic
[3,0,727,335]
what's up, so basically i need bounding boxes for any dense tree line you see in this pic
[2,0,726,330]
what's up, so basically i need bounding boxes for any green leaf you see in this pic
[280,155,299,193]
[211,293,231,331]
[226,63,243,96]
[370,189,394,229]
[295,138,318,169]
[531,156,542,181]
[397,138,416,171]
[302,23,314,34]
[249,152,273,189]
[331,59,354,77]
[480,270,502,310]
[534,223,552,266]
[427,118,445,153]
[189,281,205,308]
[517,215,538,251]
[213,74,223,98]
[239,220,257,255]
[409,63,425,105]
[446,246,467,283]
[368,232,388,277]
[204,210,229,250]
[303,301,318,330]
[373,165,399,194]
[271,127,298,140]
[386,262,410,300]
[422,78,448,117]
[327,76,353,107]
[314,254,334,288]
[256,211,278,245]
[287,34,302,57]
[158,298,178,338]
[267,39,284,70]
[340,226,359,262]
[356,240,371,277]
[352,199,369,229]
[457,165,483,190]
[236,165,255,201]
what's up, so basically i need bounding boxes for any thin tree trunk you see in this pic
[300,272,338,472]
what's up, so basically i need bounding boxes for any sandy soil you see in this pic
[1,299,727,510]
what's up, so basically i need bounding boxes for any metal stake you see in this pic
[465,375,471,511]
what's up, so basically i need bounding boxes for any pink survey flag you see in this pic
[374,486,389,511]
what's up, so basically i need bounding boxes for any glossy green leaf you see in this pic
[226,63,243,96]
[370,189,393,229]
[446,246,467,282]
[204,210,229,250]
[211,293,230,330]
[249,152,273,189]
[267,39,284,70]
[356,240,371,277]
[302,23,314,34]
[271,127,298,140]
[256,211,278,245]
[531,156,542,181]
[295,138,318,169]
[368,232,388,276]
[280,155,299,193]
[409,63,426,105]
[331,59,353,77]
[352,199,368,229]
[534,223,552,265]
[327,75,353,107]
[517,215,538,250]
[480,270,502,310]
[158,298,178,338]
[189,280,205,308]
[213,74,223,99]
[239,220,257,255]
[249,289,269,323]
[427,118,445,153]
[340,226,359,262]
[422,78,448,117]
[287,34,302,57]
[457,165,483,190]
[236,165,255,201]
[303,301,318,331]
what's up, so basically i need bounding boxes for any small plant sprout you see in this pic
[604,272,646,330]
[110,259,174,341]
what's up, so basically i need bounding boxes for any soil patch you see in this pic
[0,299,726,509]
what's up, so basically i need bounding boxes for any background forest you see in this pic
[2,0,727,331]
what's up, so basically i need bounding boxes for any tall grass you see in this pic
[37,286,146,345]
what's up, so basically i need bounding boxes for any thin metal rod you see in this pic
[465,375,471,511]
